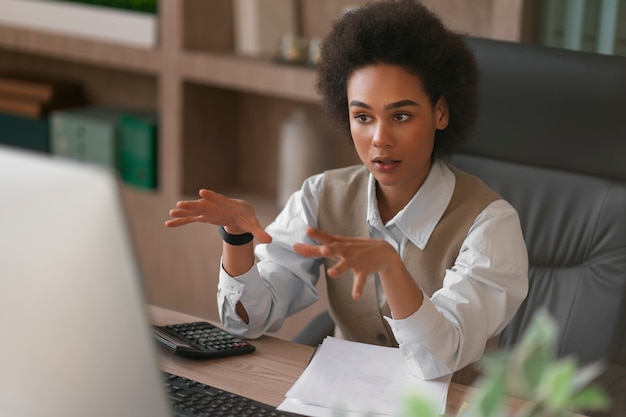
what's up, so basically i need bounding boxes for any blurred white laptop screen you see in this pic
[0,146,170,417]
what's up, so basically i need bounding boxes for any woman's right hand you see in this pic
[165,189,272,243]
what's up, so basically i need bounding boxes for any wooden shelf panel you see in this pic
[180,52,319,104]
[0,25,160,74]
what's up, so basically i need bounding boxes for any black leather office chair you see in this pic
[451,37,626,417]
[294,36,626,417]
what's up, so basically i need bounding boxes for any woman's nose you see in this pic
[372,122,393,148]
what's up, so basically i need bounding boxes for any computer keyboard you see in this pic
[162,372,303,417]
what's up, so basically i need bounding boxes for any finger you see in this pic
[233,215,272,244]
[251,229,272,244]
[168,207,198,218]
[164,216,202,228]
[198,189,225,203]
[351,272,368,300]
[176,199,219,212]
[305,227,339,244]
[293,243,325,258]
[199,188,219,197]
[326,257,350,277]
[164,219,183,227]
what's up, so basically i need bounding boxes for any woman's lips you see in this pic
[373,158,401,173]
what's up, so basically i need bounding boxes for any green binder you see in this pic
[50,106,123,169]
[119,112,158,190]
[0,111,49,153]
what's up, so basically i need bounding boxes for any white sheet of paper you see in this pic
[279,397,392,417]
[279,337,451,416]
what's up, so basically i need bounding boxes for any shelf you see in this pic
[180,52,319,103]
[0,25,160,75]
[0,3,327,105]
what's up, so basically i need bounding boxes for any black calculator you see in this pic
[152,321,256,359]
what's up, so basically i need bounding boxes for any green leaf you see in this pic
[465,372,506,417]
[519,343,553,393]
[536,359,577,410]
[568,385,611,412]
[508,309,559,394]
[400,394,439,417]
[516,310,558,354]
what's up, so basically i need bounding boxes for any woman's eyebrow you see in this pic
[385,99,419,110]
[348,99,419,110]
[349,100,371,109]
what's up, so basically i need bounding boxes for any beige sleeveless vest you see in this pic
[318,163,501,349]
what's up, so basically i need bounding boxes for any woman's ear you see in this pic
[435,97,449,130]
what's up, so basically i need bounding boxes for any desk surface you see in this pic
[149,305,519,416]
[151,305,315,409]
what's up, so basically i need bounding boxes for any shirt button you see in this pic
[376,333,388,344]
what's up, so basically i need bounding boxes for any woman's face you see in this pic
[347,63,448,203]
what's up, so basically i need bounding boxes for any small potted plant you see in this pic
[402,310,611,417]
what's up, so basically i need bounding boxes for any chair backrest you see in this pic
[451,37,626,368]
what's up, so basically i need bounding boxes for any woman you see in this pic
[166,0,528,380]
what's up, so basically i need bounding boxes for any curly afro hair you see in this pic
[316,0,480,158]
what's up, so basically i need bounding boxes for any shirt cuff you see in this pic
[384,295,453,379]
[218,265,244,298]
[217,259,267,334]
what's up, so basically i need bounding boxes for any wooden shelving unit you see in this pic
[0,0,531,339]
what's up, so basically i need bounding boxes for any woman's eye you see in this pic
[354,114,371,123]
[393,113,410,122]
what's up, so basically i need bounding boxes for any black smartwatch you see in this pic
[219,226,253,245]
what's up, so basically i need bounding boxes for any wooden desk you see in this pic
[151,305,314,409]
[149,305,515,416]
[148,306,596,417]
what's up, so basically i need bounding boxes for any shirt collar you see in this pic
[366,159,456,250]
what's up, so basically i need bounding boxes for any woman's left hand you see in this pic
[293,226,400,300]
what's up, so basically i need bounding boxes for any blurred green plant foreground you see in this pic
[400,309,610,417]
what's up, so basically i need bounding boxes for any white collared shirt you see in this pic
[217,159,528,379]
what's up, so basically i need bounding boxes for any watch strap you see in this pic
[219,226,253,245]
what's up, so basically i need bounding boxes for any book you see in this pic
[0,73,83,102]
[0,95,80,118]
[119,111,158,190]
[0,111,49,152]
[0,0,157,48]
[50,106,124,169]
[0,74,85,118]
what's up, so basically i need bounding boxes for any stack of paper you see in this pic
[278,337,451,417]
